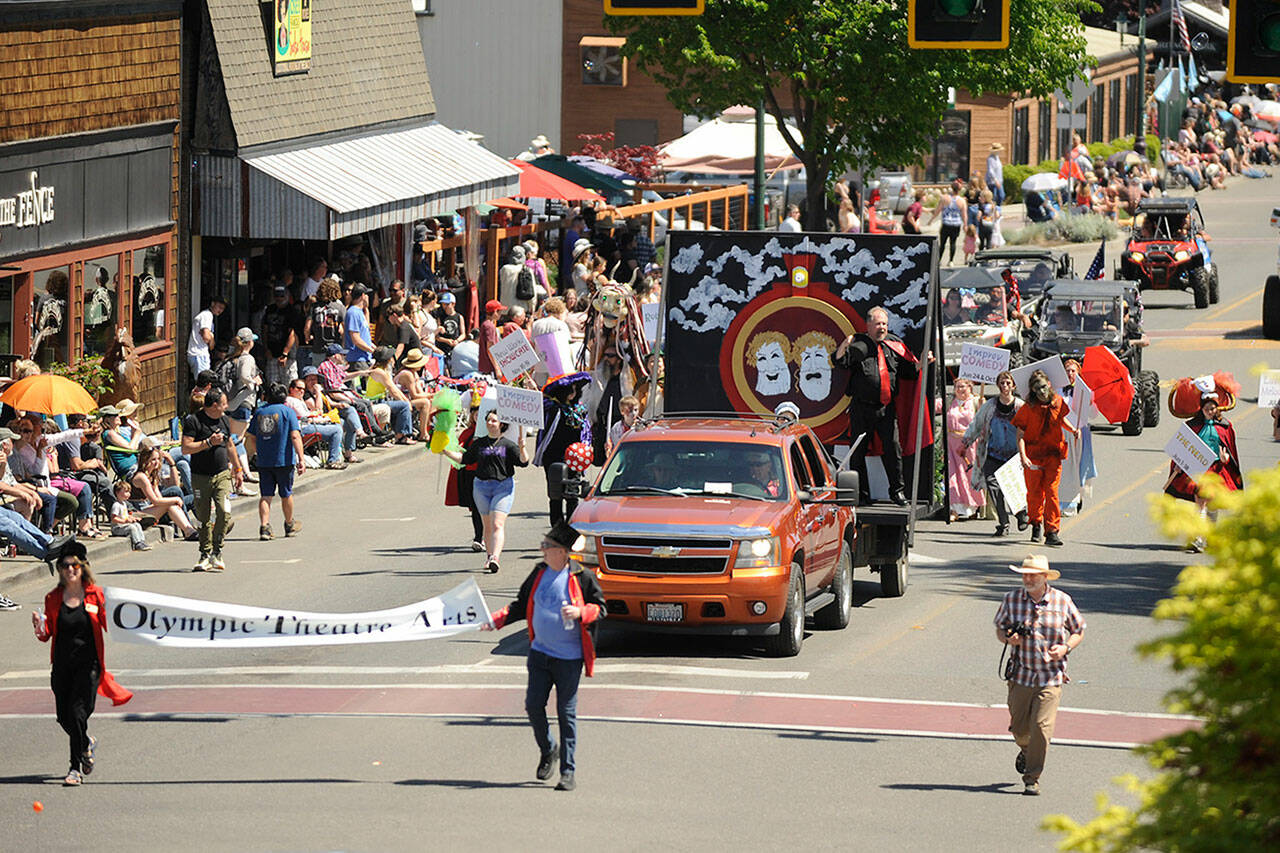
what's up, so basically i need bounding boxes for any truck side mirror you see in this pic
[547,462,569,499]
[836,470,860,507]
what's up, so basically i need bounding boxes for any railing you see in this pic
[616,184,751,240]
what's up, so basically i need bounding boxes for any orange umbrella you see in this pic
[0,374,99,415]
[508,160,605,202]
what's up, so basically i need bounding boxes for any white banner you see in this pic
[994,454,1028,516]
[1011,356,1070,400]
[1258,370,1280,409]
[489,332,540,380]
[1164,423,1215,479]
[958,343,1010,384]
[642,302,661,344]
[103,579,490,648]
[496,384,545,430]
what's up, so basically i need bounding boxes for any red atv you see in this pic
[1117,197,1219,309]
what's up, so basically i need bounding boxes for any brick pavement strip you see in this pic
[0,683,1199,747]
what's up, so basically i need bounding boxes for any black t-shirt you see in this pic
[434,309,463,352]
[261,303,303,356]
[461,435,527,481]
[54,601,96,669]
[183,410,234,476]
[396,322,422,364]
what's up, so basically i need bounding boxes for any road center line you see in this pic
[0,663,810,681]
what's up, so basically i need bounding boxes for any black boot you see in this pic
[1030,524,1042,543]
[1015,511,1029,532]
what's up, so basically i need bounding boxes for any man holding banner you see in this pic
[482,521,606,793]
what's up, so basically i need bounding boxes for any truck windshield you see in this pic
[596,441,790,501]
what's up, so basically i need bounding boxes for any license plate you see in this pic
[646,602,684,623]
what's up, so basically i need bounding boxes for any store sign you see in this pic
[272,0,313,76]
[0,171,55,230]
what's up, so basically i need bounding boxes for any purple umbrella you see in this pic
[568,155,634,181]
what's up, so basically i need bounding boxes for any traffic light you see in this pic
[1228,0,1280,83]
[604,0,704,15]
[908,0,1010,50]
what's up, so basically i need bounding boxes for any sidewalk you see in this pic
[0,441,427,594]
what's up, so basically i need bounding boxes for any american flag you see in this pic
[1171,0,1191,54]
[1085,240,1106,280]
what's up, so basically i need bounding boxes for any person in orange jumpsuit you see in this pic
[1011,369,1079,547]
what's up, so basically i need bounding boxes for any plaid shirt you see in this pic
[317,359,353,398]
[994,585,1085,687]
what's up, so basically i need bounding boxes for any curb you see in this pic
[0,442,428,593]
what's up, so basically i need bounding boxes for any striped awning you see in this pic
[200,123,521,240]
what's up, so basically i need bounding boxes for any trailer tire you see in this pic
[877,554,908,598]
[764,567,804,657]
[1263,276,1280,340]
[815,542,853,630]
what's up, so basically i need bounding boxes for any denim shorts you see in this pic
[472,477,515,515]
[259,465,295,498]
[227,405,252,422]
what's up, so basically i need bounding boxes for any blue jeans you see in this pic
[301,422,343,463]
[525,649,583,774]
[162,484,193,511]
[188,351,209,381]
[168,449,192,495]
[0,506,51,558]
[386,399,412,436]
[987,181,1005,206]
[338,407,360,451]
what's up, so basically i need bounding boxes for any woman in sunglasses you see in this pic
[31,542,131,786]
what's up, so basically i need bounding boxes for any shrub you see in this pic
[46,357,114,401]
[1004,210,1119,245]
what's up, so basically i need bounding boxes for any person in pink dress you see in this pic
[946,378,986,520]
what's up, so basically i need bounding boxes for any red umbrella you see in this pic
[508,160,605,202]
[1081,345,1134,423]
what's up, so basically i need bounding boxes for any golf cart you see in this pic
[971,247,1076,304]
[1027,279,1159,435]
[1263,206,1280,340]
[940,266,1028,374]
[1117,197,1218,308]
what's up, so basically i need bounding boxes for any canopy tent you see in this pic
[530,154,633,203]
[659,106,804,175]
[508,160,605,202]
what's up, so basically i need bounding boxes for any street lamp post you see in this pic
[1134,14,1147,158]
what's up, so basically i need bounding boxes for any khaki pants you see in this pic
[192,469,233,557]
[1007,681,1061,784]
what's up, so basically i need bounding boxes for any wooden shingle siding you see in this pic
[0,18,180,144]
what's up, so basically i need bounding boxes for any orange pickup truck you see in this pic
[551,414,859,656]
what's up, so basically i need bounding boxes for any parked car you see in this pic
[871,171,914,215]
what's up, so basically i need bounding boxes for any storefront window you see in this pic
[84,254,120,357]
[921,110,970,184]
[0,275,13,358]
[32,266,71,368]
[132,244,167,346]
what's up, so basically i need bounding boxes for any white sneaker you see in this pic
[209,553,227,572]
[193,555,213,572]
[0,594,19,611]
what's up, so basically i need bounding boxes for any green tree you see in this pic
[608,0,1096,229]
[1045,469,1280,850]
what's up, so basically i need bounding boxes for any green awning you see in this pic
[530,154,633,202]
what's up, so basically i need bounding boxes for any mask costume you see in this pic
[1011,369,1073,541]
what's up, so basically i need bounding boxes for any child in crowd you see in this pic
[607,395,640,454]
[109,481,151,551]
[962,224,978,264]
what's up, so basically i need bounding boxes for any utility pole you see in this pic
[753,96,766,230]
[1134,14,1148,157]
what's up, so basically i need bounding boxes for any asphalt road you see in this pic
[1,175,1276,852]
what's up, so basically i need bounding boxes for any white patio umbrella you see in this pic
[1253,100,1280,123]
[659,106,804,174]
[1021,173,1067,192]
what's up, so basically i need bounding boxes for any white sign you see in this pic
[0,170,55,229]
[103,579,490,648]
[993,455,1028,516]
[642,302,661,344]
[958,343,1010,384]
[1011,356,1070,400]
[1164,423,1216,479]
[1258,370,1280,408]
[496,384,544,430]
[489,332,540,380]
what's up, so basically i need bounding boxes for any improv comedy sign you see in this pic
[958,343,1010,384]
[495,384,544,429]
[103,579,490,647]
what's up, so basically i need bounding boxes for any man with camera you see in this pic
[994,554,1085,796]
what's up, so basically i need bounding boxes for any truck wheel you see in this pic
[1190,266,1211,309]
[1208,263,1220,304]
[1008,350,1025,370]
[1122,391,1144,436]
[1264,276,1280,340]
[814,542,852,630]
[877,555,908,598]
[764,566,804,657]
[1140,370,1161,428]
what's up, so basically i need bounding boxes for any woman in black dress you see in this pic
[31,542,132,786]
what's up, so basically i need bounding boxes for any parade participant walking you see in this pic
[1165,373,1243,552]
[444,391,486,552]
[945,378,985,521]
[482,520,607,792]
[928,185,966,264]
[1012,370,1079,547]
[31,541,132,786]
[994,554,1085,796]
[444,411,528,573]
[963,371,1028,537]
[246,382,305,541]
[1060,358,1097,515]
[182,388,246,572]
[833,306,920,505]
[534,333,593,525]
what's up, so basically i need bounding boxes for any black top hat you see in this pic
[544,521,580,550]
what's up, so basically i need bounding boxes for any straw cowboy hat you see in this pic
[115,398,141,417]
[401,348,431,370]
[1009,554,1060,580]
[990,142,1005,152]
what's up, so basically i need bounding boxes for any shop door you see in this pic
[0,273,17,376]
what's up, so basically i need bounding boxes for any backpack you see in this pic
[215,357,239,393]
[313,302,342,345]
[515,265,536,301]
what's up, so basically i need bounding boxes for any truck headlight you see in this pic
[571,535,598,566]
[735,536,780,568]
[1174,250,1189,261]
[1128,252,1145,262]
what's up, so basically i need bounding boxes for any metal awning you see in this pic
[196,122,521,240]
